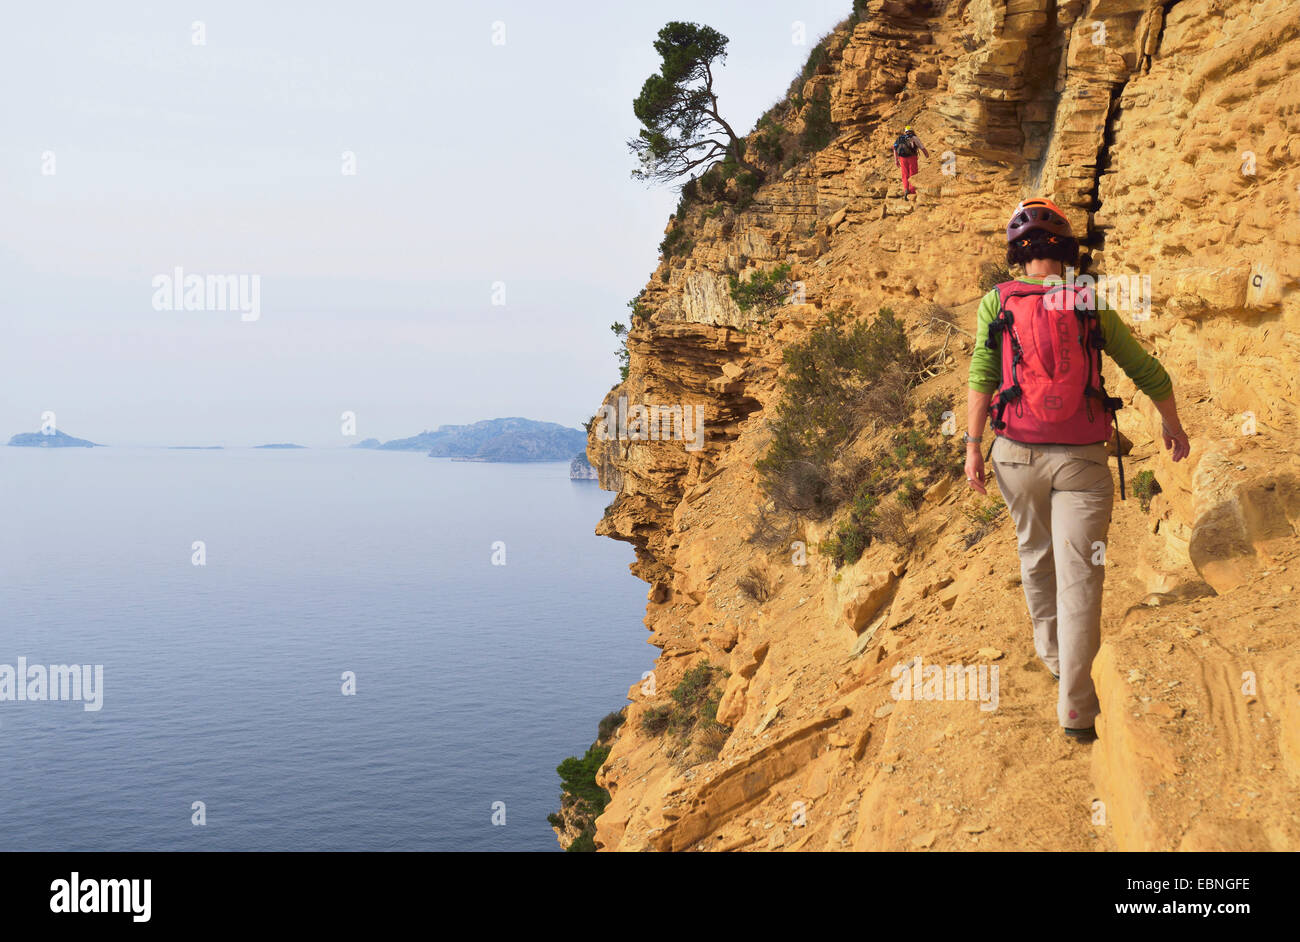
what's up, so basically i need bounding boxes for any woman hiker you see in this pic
[963,198,1191,742]
[892,125,929,195]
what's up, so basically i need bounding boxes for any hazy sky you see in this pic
[1,1,848,446]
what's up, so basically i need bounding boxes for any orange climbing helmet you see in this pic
[1006,197,1073,243]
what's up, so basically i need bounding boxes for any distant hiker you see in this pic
[891,125,929,195]
[963,198,1191,743]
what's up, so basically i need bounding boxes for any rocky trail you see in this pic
[591,403,1298,851]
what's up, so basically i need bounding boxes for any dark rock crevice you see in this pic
[1085,0,1183,262]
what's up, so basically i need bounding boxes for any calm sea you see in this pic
[0,447,648,851]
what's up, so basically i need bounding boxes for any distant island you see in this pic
[255,443,307,449]
[570,453,597,481]
[351,438,382,449]
[8,430,99,448]
[372,418,586,462]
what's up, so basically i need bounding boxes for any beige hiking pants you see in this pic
[990,437,1114,729]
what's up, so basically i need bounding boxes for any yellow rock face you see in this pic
[582,0,1299,851]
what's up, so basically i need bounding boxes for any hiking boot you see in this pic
[1063,725,1097,743]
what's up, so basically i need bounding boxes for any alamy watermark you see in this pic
[890,656,999,712]
[0,657,104,711]
[1041,266,1152,320]
[151,267,261,321]
[594,395,706,451]
[50,872,150,922]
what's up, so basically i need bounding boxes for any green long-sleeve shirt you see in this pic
[967,276,1172,401]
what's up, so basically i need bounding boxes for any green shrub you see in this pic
[801,42,828,81]
[1133,469,1162,513]
[551,742,612,852]
[699,163,730,201]
[565,831,597,853]
[729,262,794,313]
[819,425,960,567]
[640,663,731,766]
[597,710,626,743]
[964,498,1005,527]
[962,498,1006,548]
[670,663,720,719]
[627,292,651,323]
[556,744,610,814]
[640,704,672,735]
[896,476,924,510]
[922,394,952,430]
[799,85,835,153]
[821,506,873,566]
[753,116,786,165]
[757,307,920,514]
[660,225,694,259]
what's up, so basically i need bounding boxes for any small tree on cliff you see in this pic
[611,321,630,381]
[629,22,764,186]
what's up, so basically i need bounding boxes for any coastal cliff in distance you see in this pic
[380,417,586,461]
[570,453,599,480]
[577,0,1300,851]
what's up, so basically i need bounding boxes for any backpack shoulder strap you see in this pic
[987,281,1024,347]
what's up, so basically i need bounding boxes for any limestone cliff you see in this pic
[584,0,1299,851]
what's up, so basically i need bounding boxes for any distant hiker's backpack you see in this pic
[894,132,917,157]
[986,280,1129,495]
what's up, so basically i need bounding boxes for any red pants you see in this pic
[898,155,919,193]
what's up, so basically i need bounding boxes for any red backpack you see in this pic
[986,280,1127,497]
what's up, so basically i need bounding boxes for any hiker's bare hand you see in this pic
[965,447,987,495]
[1163,423,1191,463]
